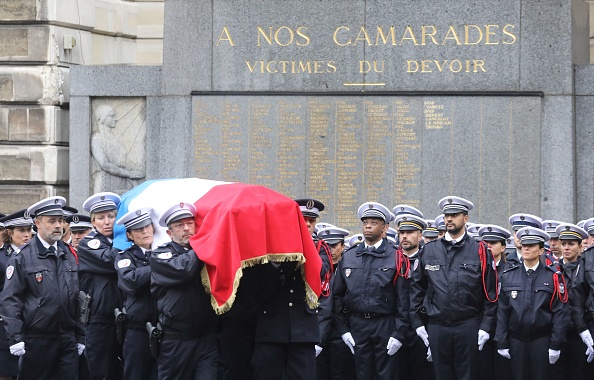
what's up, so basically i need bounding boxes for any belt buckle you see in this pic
[364,312,371,319]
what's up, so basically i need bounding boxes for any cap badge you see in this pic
[73,216,79,223]
[357,236,363,241]
[565,226,570,230]
[23,211,30,219]
[54,199,59,204]
[136,210,142,216]
[369,204,374,209]
[180,202,185,208]
[448,199,452,204]
[548,223,552,227]
[524,229,530,235]
[520,216,525,221]
[325,231,330,235]
[306,200,314,209]
[401,207,404,211]
[488,227,492,232]
[101,196,105,201]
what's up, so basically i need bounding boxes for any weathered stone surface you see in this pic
[0,0,37,21]
[0,66,68,104]
[0,106,67,143]
[0,185,69,214]
[0,26,51,63]
[0,146,68,184]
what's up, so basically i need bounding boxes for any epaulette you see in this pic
[545,264,563,276]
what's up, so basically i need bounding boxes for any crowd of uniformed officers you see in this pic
[0,191,594,380]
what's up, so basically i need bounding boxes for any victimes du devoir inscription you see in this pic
[193,95,540,232]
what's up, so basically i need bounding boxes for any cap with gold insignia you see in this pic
[0,209,33,228]
[158,202,196,227]
[435,214,446,232]
[516,226,550,245]
[27,196,67,218]
[346,234,364,248]
[295,198,325,219]
[318,226,349,245]
[83,192,121,213]
[358,202,391,223]
[66,214,92,231]
[478,224,511,242]
[314,222,336,235]
[542,220,563,239]
[509,213,543,231]
[392,204,424,219]
[583,217,594,236]
[438,196,474,215]
[555,223,588,241]
[423,219,439,238]
[395,214,427,231]
[117,208,153,230]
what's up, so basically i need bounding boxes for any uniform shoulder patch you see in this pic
[157,251,172,260]
[87,239,101,249]
[6,265,14,280]
[117,259,131,268]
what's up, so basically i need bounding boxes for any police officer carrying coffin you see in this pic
[0,196,84,379]
[409,196,498,380]
[495,227,570,380]
[78,192,124,380]
[150,202,218,380]
[114,208,158,380]
[332,202,408,380]
[0,210,33,380]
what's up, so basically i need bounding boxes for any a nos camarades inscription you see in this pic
[192,95,541,232]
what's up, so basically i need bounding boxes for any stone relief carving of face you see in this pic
[103,110,117,128]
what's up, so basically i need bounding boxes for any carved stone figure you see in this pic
[91,103,146,194]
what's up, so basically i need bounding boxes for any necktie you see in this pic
[527,269,534,275]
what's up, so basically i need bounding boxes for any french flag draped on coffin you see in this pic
[113,178,322,314]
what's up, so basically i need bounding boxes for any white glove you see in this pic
[341,332,356,355]
[426,347,432,362]
[315,345,323,357]
[497,348,511,359]
[478,329,490,351]
[586,346,594,363]
[579,330,594,348]
[549,349,560,364]
[386,337,403,356]
[9,342,25,356]
[416,326,430,347]
[77,343,85,356]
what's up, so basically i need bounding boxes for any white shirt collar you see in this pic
[445,232,466,244]
[365,240,383,249]
[516,248,522,262]
[523,262,539,272]
[37,236,58,250]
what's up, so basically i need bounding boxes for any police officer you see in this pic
[507,213,543,266]
[150,202,218,380]
[0,210,32,380]
[423,219,440,243]
[410,196,498,380]
[67,214,93,251]
[582,217,594,249]
[477,224,512,380]
[543,220,563,261]
[114,208,157,380]
[332,202,408,380]
[394,213,434,380]
[78,192,124,380]
[0,196,84,379]
[568,225,594,374]
[495,227,570,380]
[435,214,446,239]
[316,225,355,380]
[61,205,78,244]
[553,223,593,379]
[251,198,323,380]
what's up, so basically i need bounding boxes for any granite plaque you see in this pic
[193,94,541,231]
